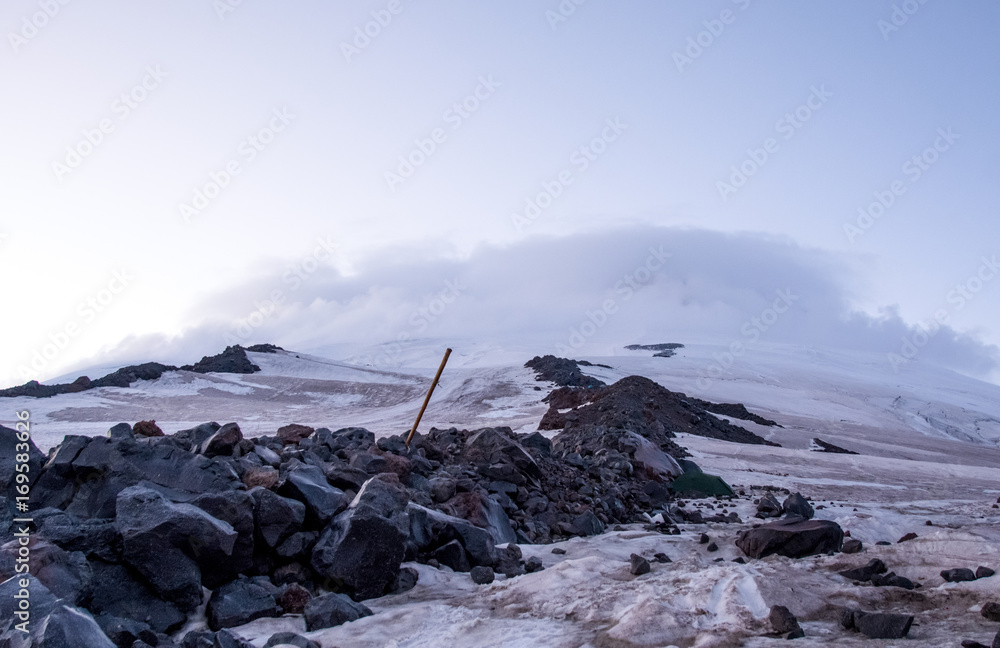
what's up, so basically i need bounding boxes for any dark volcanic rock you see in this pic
[95,613,157,648]
[782,493,814,520]
[698,401,780,427]
[810,438,858,454]
[278,463,348,526]
[190,489,256,586]
[200,423,243,457]
[87,561,188,634]
[303,592,372,631]
[432,539,471,572]
[838,559,887,582]
[470,566,495,585]
[1,424,45,500]
[265,633,320,648]
[41,605,117,648]
[981,601,1000,622]
[842,538,863,554]
[769,605,802,635]
[0,538,91,604]
[629,553,650,576]
[116,485,237,611]
[206,578,280,631]
[524,355,606,388]
[181,345,260,374]
[941,568,977,583]
[854,612,914,639]
[252,488,306,548]
[735,518,843,559]
[540,375,777,447]
[756,493,782,518]
[311,506,406,600]
[977,566,996,579]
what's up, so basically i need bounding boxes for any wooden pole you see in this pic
[405,348,452,448]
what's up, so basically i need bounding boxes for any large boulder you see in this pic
[0,424,45,500]
[56,437,240,519]
[39,605,117,648]
[190,490,255,586]
[406,503,498,568]
[735,518,843,559]
[206,577,280,631]
[0,539,91,605]
[86,561,187,634]
[251,488,306,549]
[116,485,237,610]
[278,464,348,527]
[303,593,372,631]
[311,506,406,600]
[462,427,542,483]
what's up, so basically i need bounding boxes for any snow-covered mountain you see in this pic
[5,340,1000,646]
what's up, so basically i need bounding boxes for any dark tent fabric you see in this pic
[669,471,735,497]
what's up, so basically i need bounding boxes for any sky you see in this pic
[2,0,999,387]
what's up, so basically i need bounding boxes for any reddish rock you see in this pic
[277,424,315,445]
[133,420,164,437]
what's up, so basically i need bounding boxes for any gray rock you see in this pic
[200,423,243,457]
[769,605,801,634]
[855,612,913,639]
[755,493,782,518]
[782,492,814,520]
[253,445,282,468]
[470,566,495,585]
[116,485,237,610]
[264,633,320,648]
[303,593,372,631]
[629,553,650,575]
[0,424,45,501]
[941,568,977,583]
[839,559,887,582]
[95,614,157,648]
[841,538,863,554]
[278,463,348,526]
[977,566,995,579]
[570,510,604,537]
[251,488,306,548]
[206,578,280,631]
[87,561,188,634]
[735,518,843,559]
[214,628,256,648]
[982,601,1000,622]
[191,490,255,587]
[311,506,406,600]
[524,556,544,573]
[41,605,117,648]
[431,539,471,572]
[0,539,91,605]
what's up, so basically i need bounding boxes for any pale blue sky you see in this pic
[2,1,998,385]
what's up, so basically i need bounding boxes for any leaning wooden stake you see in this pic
[405,348,452,448]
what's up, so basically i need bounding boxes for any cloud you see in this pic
[79,226,1000,381]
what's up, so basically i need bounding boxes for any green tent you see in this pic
[669,471,735,498]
